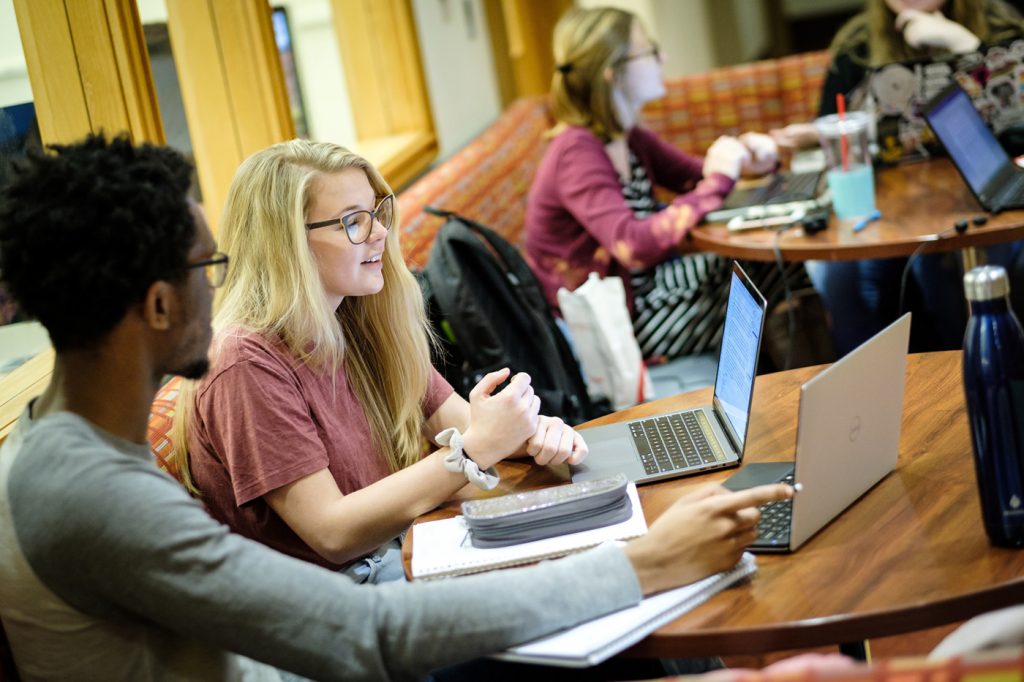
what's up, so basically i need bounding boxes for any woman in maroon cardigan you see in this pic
[525,6,780,361]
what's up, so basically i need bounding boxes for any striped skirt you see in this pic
[631,254,809,360]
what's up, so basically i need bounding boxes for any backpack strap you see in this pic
[424,207,596,423]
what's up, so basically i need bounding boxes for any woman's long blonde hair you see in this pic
[171,140,434,493]
[830,0,1024,67]
[549,6,635,141]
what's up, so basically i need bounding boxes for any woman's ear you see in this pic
[143,280,176,331]
[604,66,615,83]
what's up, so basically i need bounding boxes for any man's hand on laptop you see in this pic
[624,482,794,596]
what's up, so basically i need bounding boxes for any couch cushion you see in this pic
[398,96,554,267]
[643,51,828,156]
[149,376,183,481]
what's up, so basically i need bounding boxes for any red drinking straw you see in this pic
[837,93,850,172]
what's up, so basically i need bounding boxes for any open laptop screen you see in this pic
[713,266,766,450]
[926,85,1009,195]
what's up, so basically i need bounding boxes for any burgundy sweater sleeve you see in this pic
[555,130,734,270]
[629,127,706,193]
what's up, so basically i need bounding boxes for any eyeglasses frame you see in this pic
[615,41,661,66]
[304,193,395,245]
[188,252,230,288]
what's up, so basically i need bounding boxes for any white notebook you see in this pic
[496,553,758,668]
[411,483,647,580]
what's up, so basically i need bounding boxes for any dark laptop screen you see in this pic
[927,86,1009,194]
[713,267,765,450]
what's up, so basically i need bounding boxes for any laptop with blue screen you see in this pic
[924,82,1024,213]
[572,262,766,484]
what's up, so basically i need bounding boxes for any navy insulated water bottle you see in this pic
[962,265,1024,547]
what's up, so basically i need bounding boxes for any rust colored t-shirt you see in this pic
[187,329,454,569]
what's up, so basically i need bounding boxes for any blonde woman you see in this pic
[525,6,786,362]
[177,140,587,583]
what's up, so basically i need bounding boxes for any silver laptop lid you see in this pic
[789,313,911,550]
[711,262,768,456]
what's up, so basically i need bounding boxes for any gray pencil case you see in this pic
[461,473,632,548]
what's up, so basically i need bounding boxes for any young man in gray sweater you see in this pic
[0,135,791,681]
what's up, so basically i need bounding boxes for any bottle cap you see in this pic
[964,265,1010,301]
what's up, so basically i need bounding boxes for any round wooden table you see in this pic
[691,159,1024,262]
[404,351,1024,656]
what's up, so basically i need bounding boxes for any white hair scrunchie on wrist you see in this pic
[436,427,500,490]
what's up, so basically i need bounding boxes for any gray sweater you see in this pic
[0,411,642,681]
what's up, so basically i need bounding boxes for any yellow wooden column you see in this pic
[165,0,295,232]
[330,0,437,188]
[484,0,572,106]
[13,0,164,145]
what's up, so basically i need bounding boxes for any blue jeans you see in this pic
[339,536,406,585]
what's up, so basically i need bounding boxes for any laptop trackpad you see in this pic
[723,462,795,491]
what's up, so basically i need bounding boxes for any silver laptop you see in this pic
[724,313,911,553]
[572,262,766,484]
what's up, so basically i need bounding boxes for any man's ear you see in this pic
[143,281,177,331]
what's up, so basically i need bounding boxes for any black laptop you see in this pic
[924,82,1024,213]
[704,170,823,223]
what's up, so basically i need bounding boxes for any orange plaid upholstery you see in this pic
[644,51,828,155]
[148,375,183,481]
[398,96,554,268]
[396,51,828,268]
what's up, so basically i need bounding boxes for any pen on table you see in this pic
[853,209,881,233]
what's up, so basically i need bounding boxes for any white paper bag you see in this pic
[557,273,653,411]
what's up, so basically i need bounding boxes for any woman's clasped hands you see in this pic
[703,132,779,180]
[461,368,589,471]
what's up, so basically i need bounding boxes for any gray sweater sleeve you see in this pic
[10,416,643,682]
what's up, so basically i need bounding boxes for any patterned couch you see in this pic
[397,50,828,268]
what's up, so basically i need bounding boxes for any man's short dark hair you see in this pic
[0,134,195,350]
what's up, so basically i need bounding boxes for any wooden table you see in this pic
[404,351,1024,657]
[692,159,1024,262]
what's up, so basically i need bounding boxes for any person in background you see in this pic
[525,6,799,362]
[773,0,1024,355]
[173,139,590,585]
[0,134,794,681]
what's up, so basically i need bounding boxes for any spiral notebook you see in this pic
[411,483,647,579]
[496,553,757,668]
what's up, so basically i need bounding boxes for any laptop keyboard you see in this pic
[724,171,822,209]
[756,472,795,547]
[629,411,727,475]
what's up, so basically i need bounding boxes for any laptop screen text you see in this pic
[714,270,764,449]
[929,87,1008,194]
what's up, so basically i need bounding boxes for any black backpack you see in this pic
[416,208,603,425]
